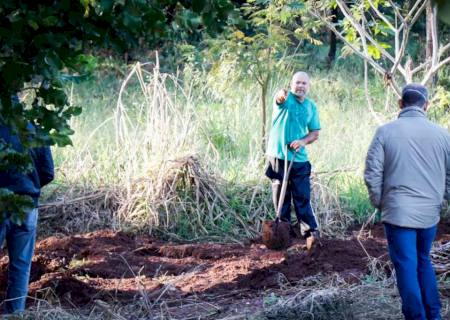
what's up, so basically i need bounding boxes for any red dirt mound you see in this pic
[1,228,390,308]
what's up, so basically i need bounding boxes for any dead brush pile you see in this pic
[260,280,407,320]
[117,155,254,239]
[39,155,255,239]
[38,187,121,237]
[263,288,355,320]
[39,155,355,240]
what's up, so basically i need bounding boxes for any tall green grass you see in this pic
[59,68,387,176]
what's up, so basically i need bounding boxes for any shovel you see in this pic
[262,147,297,250]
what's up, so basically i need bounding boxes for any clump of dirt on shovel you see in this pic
[262,220,291,250]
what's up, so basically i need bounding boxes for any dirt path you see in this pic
[1,228,389,306]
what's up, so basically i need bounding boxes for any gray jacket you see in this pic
[364,107,450,228]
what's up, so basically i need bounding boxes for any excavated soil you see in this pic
[0,221,449,313]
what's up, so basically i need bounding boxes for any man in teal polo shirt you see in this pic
[265,71,321,241]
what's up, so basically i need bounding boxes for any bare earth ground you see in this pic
[1,223,450,318]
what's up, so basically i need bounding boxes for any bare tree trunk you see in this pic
[327,7,338,68]
[426,3,433,69]
[426,1,438,85]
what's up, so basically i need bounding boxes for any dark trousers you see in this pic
[384,223,441,320]
[266,158,318,230]
[0,208,38,314]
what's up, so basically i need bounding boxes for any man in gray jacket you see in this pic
[364,83,450,320]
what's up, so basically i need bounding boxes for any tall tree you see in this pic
[327,6,339,67]
[426,1,438,85]
[310,0,450,95]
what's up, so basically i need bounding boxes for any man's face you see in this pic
[290,73,310,99]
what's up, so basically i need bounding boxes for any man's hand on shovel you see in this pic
[290,139,306,152]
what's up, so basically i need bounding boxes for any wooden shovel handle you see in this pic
[275,147,297,219]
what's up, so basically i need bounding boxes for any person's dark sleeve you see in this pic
[31,147,54,187]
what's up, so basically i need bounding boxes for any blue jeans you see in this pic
[0,208,38,314]
[384,223,441,320]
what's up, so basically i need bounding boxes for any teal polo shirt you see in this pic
[266,92,321,162]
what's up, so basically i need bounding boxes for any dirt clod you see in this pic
[262,220,292,250]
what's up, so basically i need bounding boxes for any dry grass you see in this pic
[311,171,354,237]
[38,187,120,237]
[15,272,450,320]
[38,155,352,241]
[260,274,450,320]
[432,241,450,279]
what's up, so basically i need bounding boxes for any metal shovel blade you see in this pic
[262,218,292,250]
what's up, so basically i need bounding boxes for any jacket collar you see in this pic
[398,106,427,118]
